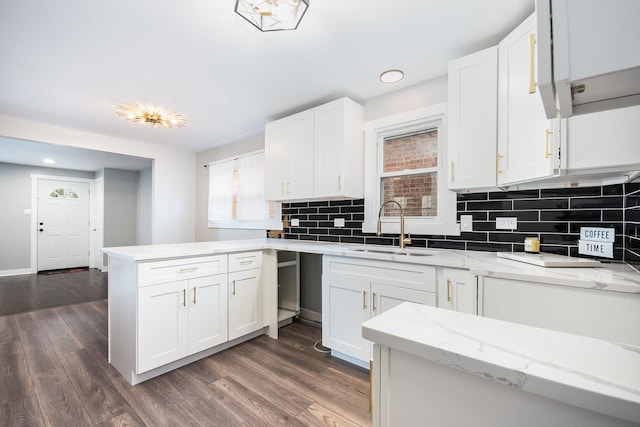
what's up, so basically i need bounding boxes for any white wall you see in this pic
[0,114,196,244]
[194,75,449,242]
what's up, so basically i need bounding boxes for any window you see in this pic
[362,103,459,236]
[207,150,282,230]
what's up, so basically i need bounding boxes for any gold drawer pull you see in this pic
[496,153,503,175]
[240,260,254,265]
[179,267,199,273]
[232,280,236,296]
[193,286,197,305]
[447,279,452,302]
[363,291,367,310]
[182,289,186,307]
[372,292,377,312]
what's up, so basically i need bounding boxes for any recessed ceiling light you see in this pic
[380,69,404,84]
[43,158,55,165]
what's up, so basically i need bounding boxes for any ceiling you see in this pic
[0,0,534,168]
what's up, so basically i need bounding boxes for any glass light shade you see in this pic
[235,0,309,32]
[380,69,405,84]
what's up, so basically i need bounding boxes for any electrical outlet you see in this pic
[291,218,300,227]
[334,218,345,228]
[496,217,518,230]
[460,215,473,232]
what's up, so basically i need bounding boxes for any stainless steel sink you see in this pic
[350,247,436,257]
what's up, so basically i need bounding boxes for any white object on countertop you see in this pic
[497,251,601,267]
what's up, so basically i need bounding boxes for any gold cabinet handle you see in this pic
[182,288,186,307]
[529,33,537,94]
[338,175,342,190]
[193,286,197,305]
[496,153,503,175]
[450,161,454,182]
[281,182,285,195]
[240,259,254,265]
[179,267,199,273]
[544,129,553,159]
[447,279,452,302]
[363,290,367,309]
[232,280,236,296]
[286,181,290,195]
[372,292,377,312]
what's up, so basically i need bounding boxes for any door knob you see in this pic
[39,229,43,232]
[39,222,43,225]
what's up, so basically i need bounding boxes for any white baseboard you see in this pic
[0,268,33,278]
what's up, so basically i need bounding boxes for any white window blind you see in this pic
[207,150,282,230]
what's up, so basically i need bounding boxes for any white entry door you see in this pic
[37,178,90,271]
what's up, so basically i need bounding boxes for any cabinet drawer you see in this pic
[138,255,227,287]
[323,256,437,293]
[228,251,262,272]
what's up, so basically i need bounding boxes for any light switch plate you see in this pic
[334,218,345,228]
[496,217,518,230]
[460,215,473,232]
[291,218,300,227]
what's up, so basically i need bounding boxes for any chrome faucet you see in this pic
[377,200,412,249]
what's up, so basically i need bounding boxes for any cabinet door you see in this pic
[480,277,640,345]
[322,275,371,363]
[228,268,264,341]
[371,283,436,318]
[448,46,498,190]
[313,98,345,198]
[497,13,561,186]
[188,275,228,354]
[437,268,477,315]
[264,109,314,201]
[138,281,189,373]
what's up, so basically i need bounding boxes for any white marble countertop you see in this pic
[362,302,640,424]
[102,238,640,294]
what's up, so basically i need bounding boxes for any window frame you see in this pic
[207,150,282,230]
[362,103,460,236]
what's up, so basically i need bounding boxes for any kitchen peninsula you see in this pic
[103,239,640,385]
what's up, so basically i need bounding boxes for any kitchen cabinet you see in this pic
[536,0,640,119]
[264,109,314,200]
[447,46,498,191]
[497,13,564,186]
[138,274,228,373]
[479,276,640,346]
[322,256,436,367]
[228,251,264,341]
[265,97,364,202]
[436,268,477,314]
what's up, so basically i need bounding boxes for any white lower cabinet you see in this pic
[228,251,264,341]
[137,274,228,373]
[436,268,477,315]
[480,276,640,346]
[322,256,436,367]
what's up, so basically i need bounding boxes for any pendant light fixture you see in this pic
[235,0,309,32]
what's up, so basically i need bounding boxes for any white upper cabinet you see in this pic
[265,97,364,202]
[447,46,498,191]
[313,98,364,199]
[265,109,314,201]
[537,0,640,119]
[497,13,563,186]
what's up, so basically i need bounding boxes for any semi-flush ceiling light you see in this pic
[235,0,309,32]
[115,104,187,128]
[380,69,405,84]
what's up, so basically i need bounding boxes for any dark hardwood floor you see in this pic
[0,269,108,317]
[0,298,372,426]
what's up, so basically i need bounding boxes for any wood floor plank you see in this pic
[32,367,94,427]
[57,348,132,425]
[0,394,47,427]
[97,411,144,427]
[0,339,35,404]
[296,402,364,427]
[36,308,84,354]
[15,311,62,376]
[202,346,314,417]
[0,315,18,344]
[213,375,308,426]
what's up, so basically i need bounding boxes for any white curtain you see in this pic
[237,152,269,220]
[208,159,235,223]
